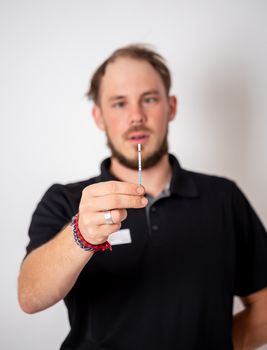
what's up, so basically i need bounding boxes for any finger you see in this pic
[83,223,122,244]
[84,181,145,197]
[82,209,127,226]
[102,209,127,225]
[87,194,148,211]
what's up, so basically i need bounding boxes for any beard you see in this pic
[106,127,169,170]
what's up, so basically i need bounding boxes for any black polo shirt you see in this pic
[26,155,267,350]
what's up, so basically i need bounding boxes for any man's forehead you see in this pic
[103,57,158,77]
[100,57,165,96]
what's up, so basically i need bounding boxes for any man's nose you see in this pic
[129,103,146,125]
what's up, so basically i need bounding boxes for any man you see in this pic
[18,44,267,350]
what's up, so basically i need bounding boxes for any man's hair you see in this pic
[86,44,172,105]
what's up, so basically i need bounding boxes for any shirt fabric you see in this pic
[26,155,267,350]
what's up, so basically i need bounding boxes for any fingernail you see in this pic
[141,197,148,206]
[137,186,144,194]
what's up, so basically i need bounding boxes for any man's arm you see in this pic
[18,181,147,314]
[18,224,94,314]
[233,287,267,350]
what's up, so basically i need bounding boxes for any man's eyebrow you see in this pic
[108,95,126,102]
[142,90,160,97]
[108,90,160,102]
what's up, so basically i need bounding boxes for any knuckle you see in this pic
[82,183,96,198]
[122,209,128,221]
[80,198,93,212]
[83,200,92,212]
[116,209,127,222]
[133,196,142,207]
[111,210,120,224]
[110,196,119,209]
[109,181,117,193]
[82,187,89,197]
[79,200,87,211]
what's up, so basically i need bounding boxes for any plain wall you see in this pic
[0,0,266,348]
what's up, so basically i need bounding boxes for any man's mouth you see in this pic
[127,133,149,144]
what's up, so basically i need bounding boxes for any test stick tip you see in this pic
[138,143,141,151]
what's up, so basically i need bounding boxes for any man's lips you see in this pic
[126,133,149,143]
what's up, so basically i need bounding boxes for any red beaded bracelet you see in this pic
[71,214,112,252]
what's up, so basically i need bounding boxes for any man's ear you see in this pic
[168,96,177,122]
[92,105,106,131]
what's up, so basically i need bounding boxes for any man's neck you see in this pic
[110,154,172,197]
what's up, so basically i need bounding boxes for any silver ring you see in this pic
[104,210,114,225]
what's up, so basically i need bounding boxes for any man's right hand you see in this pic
[18,181,148,313]
[78,181,148,245]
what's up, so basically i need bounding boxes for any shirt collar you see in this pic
[99,154,199,198]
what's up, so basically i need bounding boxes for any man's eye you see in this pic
[113,101,126,108]
[143,97,158,104]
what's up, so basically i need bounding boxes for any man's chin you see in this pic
[113,155,139,170]
[107,134,169,170]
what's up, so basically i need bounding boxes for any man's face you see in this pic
[93,57,176,169]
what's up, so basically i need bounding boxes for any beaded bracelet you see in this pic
[71,214,112,252]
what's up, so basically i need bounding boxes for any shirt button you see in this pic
[151,206,157,213]
[152,225,159,231]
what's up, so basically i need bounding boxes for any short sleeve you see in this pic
[26,184,75,255]
[233,183,267,297]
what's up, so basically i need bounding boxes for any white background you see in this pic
[0,0,266,349]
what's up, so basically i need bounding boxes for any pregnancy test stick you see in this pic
[138,143,142,186]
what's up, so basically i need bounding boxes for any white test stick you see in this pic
[138,143,142,186]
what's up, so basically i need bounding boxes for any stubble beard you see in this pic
[106,129,169,170]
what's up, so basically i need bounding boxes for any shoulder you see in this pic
[187,169,238,196]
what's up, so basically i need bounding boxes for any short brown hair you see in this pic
[86,44,172,105]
